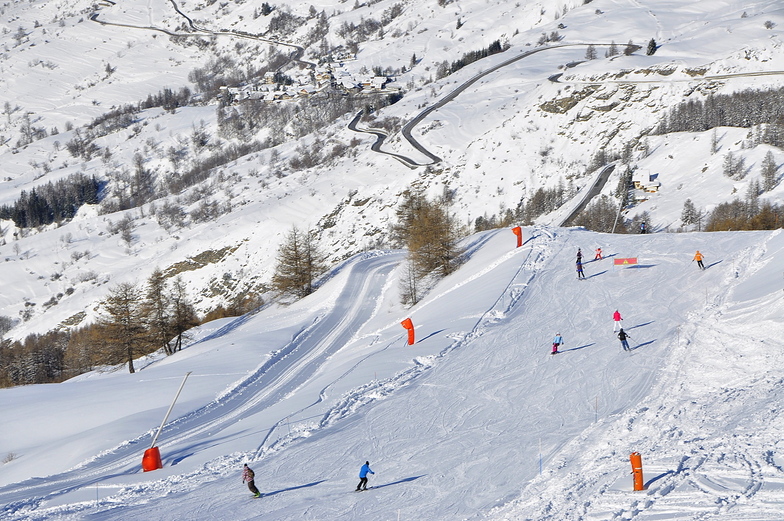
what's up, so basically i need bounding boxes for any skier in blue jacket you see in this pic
[551,333,563,355]
[356,461,374,491]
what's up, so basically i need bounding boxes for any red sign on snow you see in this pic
[613,257,638,266]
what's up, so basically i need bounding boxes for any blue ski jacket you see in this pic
[359,463,374,478]
[553,335,563,345]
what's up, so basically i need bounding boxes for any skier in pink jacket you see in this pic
[613,310,623,332]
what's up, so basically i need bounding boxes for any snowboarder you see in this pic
[693,250,705,270]
[576,248,583,263]
[576,259,585,279]
[356,461,374,491]
[242,463,261,498]
[594,247,603,260]
[613,310,623,332]
[618,328,632,351]
[639,222,647,234]
[551,333,563,355]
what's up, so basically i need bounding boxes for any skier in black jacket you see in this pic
[618,328,632,351]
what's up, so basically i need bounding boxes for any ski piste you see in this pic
[2,228,784,520]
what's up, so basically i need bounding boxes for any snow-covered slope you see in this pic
[2,226,784,520]
[2,0,784,340]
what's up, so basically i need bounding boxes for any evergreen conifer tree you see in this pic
[100,282,145,373]
[761,151,778,191]
[271,227,327,299]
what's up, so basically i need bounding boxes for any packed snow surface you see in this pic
[2,226,784,520]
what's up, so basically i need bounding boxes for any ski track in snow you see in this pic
[3,229,784,520]
[0,252,406,518]
[488,230,784,521]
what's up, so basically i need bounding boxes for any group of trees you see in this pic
[681,180,784,231]
[91,272,198,374]
[655,86,784,137]
[437,39,507,79]
[706,199,783,231]
[216,89,399,167]
[0,271,198,386]
[0,174,101,229]
[268,189,465,308]
[473,182,573,233]
[392,190,464,306]
[335,3,403,44]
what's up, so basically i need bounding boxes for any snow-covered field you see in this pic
[3,0,784,518]
[2,226,784,520]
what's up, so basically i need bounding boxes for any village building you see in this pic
[632,172,661,200]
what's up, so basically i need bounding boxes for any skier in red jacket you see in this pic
[613,310,623,332]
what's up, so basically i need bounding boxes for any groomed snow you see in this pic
[2,226,784,520]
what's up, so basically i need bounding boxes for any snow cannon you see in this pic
[142,447,163,472]
[511,226,523,248]
[400,318,415,345]
[630,452,644,491]
[142,372,192,472]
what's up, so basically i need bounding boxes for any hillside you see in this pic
[1,227,784,520]
[1,0,784,345]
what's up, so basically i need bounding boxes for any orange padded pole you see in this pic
[400,318,415,345]
[630,452,644,491]
[511,226,523,248]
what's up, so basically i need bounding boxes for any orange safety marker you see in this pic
[613,257,638,266]
[511,226,523,248]
[400,318,415,345]
[630,452,644,491]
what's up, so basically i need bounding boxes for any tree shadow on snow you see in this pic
[559,343,594,353]
[630,340,656,351]
[371,475,427,490]
[263,480,328,498]
[627,321,654,330]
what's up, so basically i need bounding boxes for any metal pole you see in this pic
[150,371,192,448]
[612,195,625,234]
[539,438,542,475]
